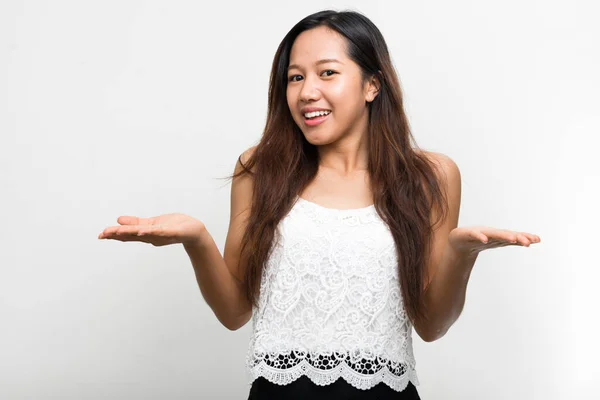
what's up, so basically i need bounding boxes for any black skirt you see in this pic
[247,376,421,399]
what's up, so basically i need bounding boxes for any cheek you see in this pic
[286,88,293,109]
[329,85,363,119]
[329,80,363,110]
[327,81,347,102]
[286,87,300,117]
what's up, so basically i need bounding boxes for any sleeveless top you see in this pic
[245,195,420,392]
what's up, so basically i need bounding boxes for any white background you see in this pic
[1,0,598,398]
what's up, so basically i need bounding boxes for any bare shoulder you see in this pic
[415,149,461,217]
[415,150,460,185]
[416,149,459,177]
[238,145,258,172]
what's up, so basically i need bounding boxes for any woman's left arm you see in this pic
[413,153,540,342]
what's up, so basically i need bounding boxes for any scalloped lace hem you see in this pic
[248,359,420,392]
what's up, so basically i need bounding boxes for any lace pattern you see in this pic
[246,196,419,392]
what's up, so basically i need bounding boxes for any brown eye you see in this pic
[322,70,336,77]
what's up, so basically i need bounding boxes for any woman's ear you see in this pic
[365,71,381,103]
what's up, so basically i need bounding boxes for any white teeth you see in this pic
[304,110,331,119]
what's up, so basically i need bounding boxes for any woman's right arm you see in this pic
[183,146,257,331]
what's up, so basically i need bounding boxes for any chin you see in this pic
[303,134,336,146]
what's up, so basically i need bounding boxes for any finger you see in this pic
[491,237,530,248]
[505,231,524,243]
[117,216,154,226]
[508,231,541,244]
[121,225,164,236]
[508,234,528,246]
[99,227,120,238]
[507,233,519,243]
[483,235,520,247]
[98,229,153,243]
[523,233,540,243]
[483,239,517,247]
[99,224,168,239]
[101,226,142,237]
[483,228,515,236]
[485,231,518,243]
[139,225,165,235]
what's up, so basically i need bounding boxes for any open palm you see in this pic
[448,226,541,256]
[98,213,205,247]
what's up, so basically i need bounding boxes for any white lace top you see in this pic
[245,196,420,392]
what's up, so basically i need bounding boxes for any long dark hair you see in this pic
[227,9,448,326]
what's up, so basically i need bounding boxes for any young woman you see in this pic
[98,10,540,399]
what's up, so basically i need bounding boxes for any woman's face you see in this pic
[286,26,379,145]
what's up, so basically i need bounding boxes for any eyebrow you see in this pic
[287,58,344,71]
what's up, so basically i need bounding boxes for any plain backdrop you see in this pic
[1,0,598,399]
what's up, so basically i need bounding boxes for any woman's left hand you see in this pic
[448,226,541,257]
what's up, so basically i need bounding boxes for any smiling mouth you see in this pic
[303,110,332,120]
[303,111,331,126]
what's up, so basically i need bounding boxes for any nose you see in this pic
[299,75,321,103]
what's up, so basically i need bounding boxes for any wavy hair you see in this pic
[227,9,448,326]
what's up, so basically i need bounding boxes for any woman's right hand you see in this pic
[98,213,206,247]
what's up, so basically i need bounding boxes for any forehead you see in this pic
[288,26,349,68]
